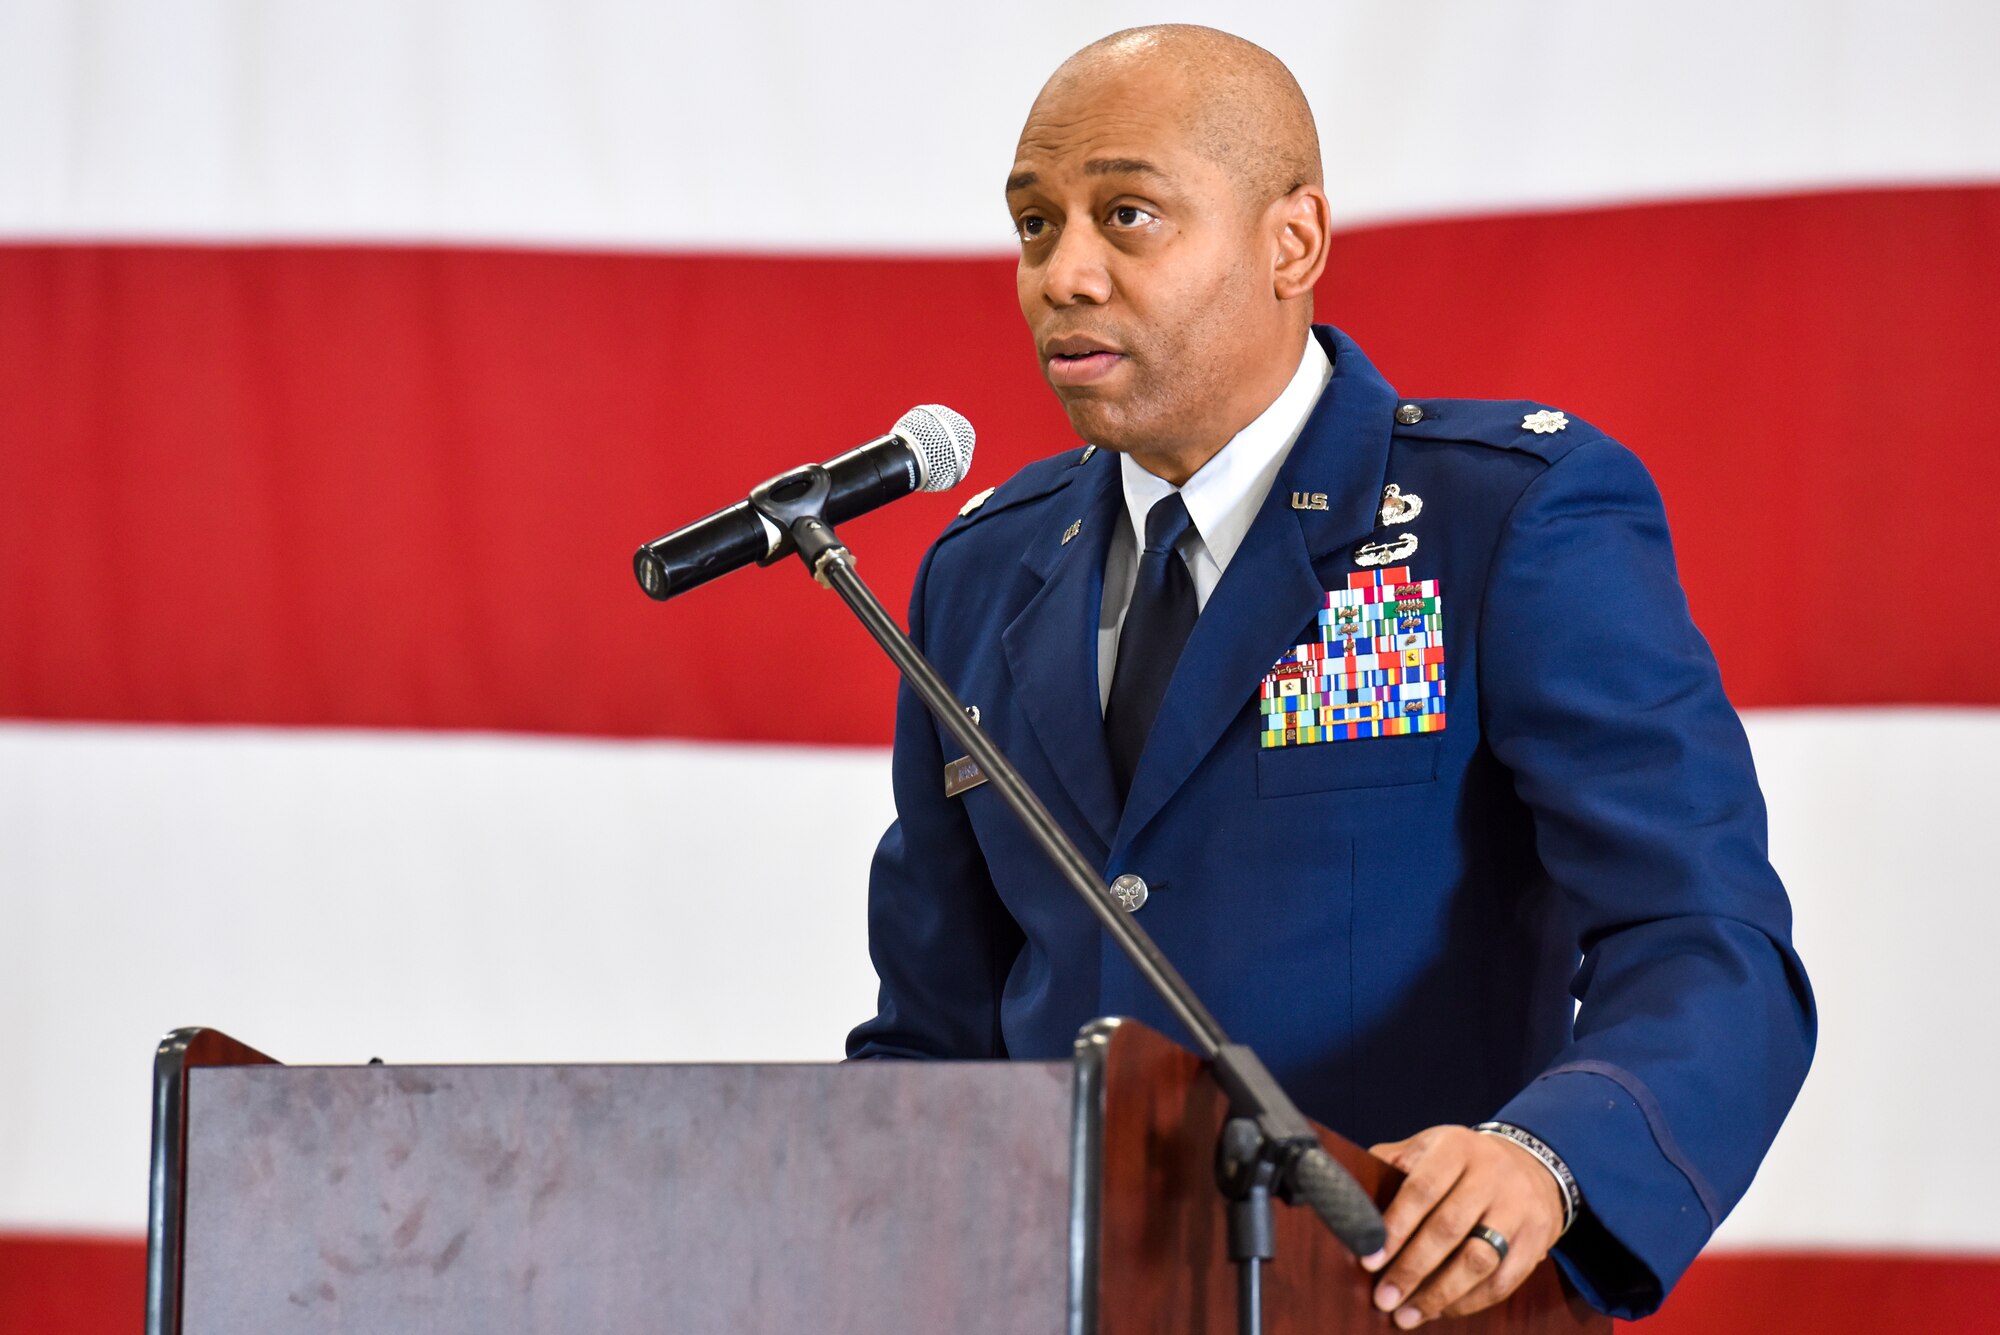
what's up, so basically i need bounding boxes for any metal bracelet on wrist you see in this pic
[1474,1121,1582,1237]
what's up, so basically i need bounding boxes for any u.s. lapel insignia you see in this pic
[1354,532,1418,567]
[1522,409,1568,434]
[1061,519,1082,546]
[1378,484,1423,526]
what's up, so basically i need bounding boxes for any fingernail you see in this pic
[1360,1249,1386,1272]
[1373,1284,1401,1311]
[1395,1307,1424,1330]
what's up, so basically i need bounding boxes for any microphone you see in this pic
[632,404,975,601]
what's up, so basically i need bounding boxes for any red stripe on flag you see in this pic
[2,184,1995,742]
[3,1235,1997,1333]
[0,1235,143,1335]
[1325,184,2000,712]
[1619,1250,2000,1333]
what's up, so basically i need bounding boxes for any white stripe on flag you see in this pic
[1714,708,2000,1251]
[1,1,1993,249]
[1,711,1996,1248]
[0,722,889,1231]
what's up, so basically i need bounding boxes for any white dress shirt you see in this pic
[1097,335,1335,711]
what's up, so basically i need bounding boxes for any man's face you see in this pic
[1006,68,1272,458]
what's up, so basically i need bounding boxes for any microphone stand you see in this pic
[743,466,1386,1334]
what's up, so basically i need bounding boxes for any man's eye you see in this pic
[1111,206,1156,227]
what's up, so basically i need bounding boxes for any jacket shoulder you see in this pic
[933,444,1099,547]
[1392,398,1610,468]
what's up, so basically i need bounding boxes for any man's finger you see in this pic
[1403,1209,1538,1326]
[1439,1210,1554,1319]
[1371,1176,1492,1319]
[1367,1134,1421,1169]
[1362,1135,1465,1274]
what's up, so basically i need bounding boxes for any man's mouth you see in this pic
[1045,339,1126,387]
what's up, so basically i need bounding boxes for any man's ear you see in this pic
[1270,184,1332,301]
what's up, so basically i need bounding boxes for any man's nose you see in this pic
[1041,227,1113,307]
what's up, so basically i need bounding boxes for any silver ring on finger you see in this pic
[1468,1223,1510,1263]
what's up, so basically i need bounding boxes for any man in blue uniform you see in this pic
[847,25,1813,1325]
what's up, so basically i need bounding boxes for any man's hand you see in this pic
[1360,1126,1565,1327]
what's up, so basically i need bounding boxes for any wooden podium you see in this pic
[147,1019,1607,1334]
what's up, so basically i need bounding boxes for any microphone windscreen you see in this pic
[894,404,976,491]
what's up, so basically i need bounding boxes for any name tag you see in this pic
[943,754,988,797]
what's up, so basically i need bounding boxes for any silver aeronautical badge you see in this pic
[1379,484,1423,526]
[1354,532,1419,567]
[1522,409,1569,434]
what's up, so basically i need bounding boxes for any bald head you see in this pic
[1007,26,1333,479]
[1036,25,1321,215]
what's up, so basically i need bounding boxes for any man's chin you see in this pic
[1056,394,1150,453]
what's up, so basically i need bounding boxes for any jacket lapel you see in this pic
[1112,327,1401,855]
[1002,453,1125,853]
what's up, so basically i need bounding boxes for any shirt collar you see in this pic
[1116,333,1333,572]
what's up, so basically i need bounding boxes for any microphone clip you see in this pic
[748,465,852,589]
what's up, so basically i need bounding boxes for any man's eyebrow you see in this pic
[1005,158,1167,194]
[1084,157,1163,179]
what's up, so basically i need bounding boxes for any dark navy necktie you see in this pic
[1105,492,1198,802]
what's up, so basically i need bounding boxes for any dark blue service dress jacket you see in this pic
[847,325,1815,1318]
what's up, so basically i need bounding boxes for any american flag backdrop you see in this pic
[2,2,1997,1330]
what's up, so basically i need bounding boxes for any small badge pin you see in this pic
[1379,484,1423,527]
[1354,532,1419,567]
[1521,409,1569,434]
[1290,491,1330,512]
[1061,519,1082,545]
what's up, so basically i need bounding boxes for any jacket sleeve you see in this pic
[1477,438,1816,1318]
[845,543,1024,1060]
